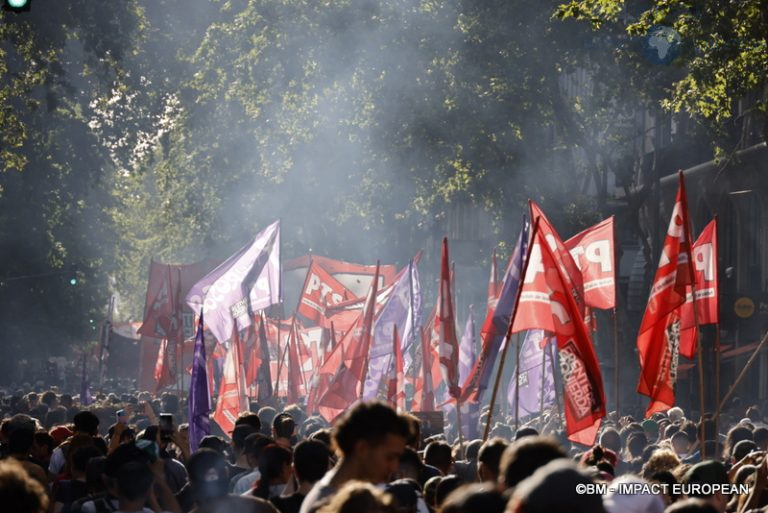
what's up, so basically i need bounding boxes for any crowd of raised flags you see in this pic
[134,171,720,451]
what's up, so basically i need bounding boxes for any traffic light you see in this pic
[3,0,32,12]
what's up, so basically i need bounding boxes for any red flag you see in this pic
[286,319,304,405]
[297,260,356,325]
[565,217,616,310]
[213,328,248,435]
[412,326,436,412]
[387,325,405,410]
[154,338,177,391]
[529,201,586,315]
[436,238,461,398]
[679,219,719,358]
[316,263,380,422]
[512,224,607,445]
[636,171,695,415]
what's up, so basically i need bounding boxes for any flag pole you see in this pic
[514,333,521,432]
[407,258,417,410]
[549,340,563,430]
[539,339,547,431]
[483,216,539,440]
[716,329,768,419]
[613,307,620,420]
[714,323,721,445]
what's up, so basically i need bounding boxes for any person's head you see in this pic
[385,479,421,513]
[507,460,606,513]
[671,431,693,457]
[332,401,413,483]
[116,461,154,506]
[231,424,257,457]
[317,481,396,513]
[477,438,509,483]
[0,459,49,513]
[85,456,107,494]
[435,475,463,509]
[273,413,296,441]
[626,432,648,459]
[499,435,566,490]
[73,411,99,436]
[7,414,36,455]
[71,445,104,478]
[440,483,506,513]
[641,449,680,480]
[515,427,539,441]
[40,391,58,408]
[243,433,273,468]
[257,444,293,487]
[746,406,762,423]
[668,407,685,424]
[599,428,621,455]
[602,474,665,513]
[723,425,753,460]
[31,431,55,463]
[187,448,230,502]
[641,420,659,443]
[465,439,483,461]
[395,447,422,482]
[424,440,453,475]
[754,427,768,451]
[731,439,757,463]
[682,461,729,513]
[258,406,278,436]
[664,498,718,513]
[400,413,421,449]
[423,475,441,509]
[235,412,262,432]
[293,439,330,485]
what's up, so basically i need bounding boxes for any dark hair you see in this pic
[117,461,154,501]
[477,438,509,482]
[723,426,753,459]
[73,411,99,435]
[441,483,506,513]
[753,427,768,446]
[627,432,648,458]
[41,391,58,407]
[71,445,104,475]
[254,444,293,499]
[0,459,49,513]
[33,432,55,453]
[424,441,452,472]
[293,440,330,483]
[465,439,483,460]
[235,412,262,432]
[187,449,229,501]
[85,456,107,493]
[500,436,566,489]
[232,424,257,450]
[435,475,463,508]
[332,402,413,457]
[273,413,296,439]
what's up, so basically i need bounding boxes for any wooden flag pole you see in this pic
[483,217,540,441]
[613,307,620,420]
[716,329,768,418]
[714,323,722,446]
[455,397,466,460]
[538,341,547,431]
[514,333,521,432]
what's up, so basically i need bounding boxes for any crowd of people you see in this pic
[2,387,768,513]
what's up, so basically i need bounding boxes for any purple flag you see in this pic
[186,220,280,344]
[458,308,476,384]
[363,258,420,401]
[507,330,555,417]
[460,217,528,403]
[80,354,92,406]
[189,310,211,453]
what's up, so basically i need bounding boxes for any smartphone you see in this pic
[116,409,127,425]
[159,413,174,439]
